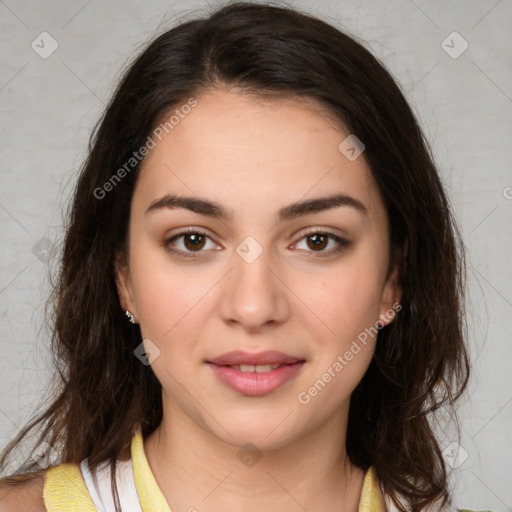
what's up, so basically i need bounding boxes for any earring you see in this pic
[125,310,136,324]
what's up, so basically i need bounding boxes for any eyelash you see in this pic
[164,227,350,259]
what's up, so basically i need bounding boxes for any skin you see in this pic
[0,475,46,512]
[115,88,401,512]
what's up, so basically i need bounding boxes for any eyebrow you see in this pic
[144,193,367,220]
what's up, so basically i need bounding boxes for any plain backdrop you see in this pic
[0,1,511,510]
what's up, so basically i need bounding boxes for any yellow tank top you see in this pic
[43,425,386,511]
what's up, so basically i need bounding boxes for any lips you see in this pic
[206,350,305,395]
[207,350,303,366]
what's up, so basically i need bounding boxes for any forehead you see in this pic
[133,89,383,220]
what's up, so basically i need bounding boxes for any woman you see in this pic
[0,2,473,511]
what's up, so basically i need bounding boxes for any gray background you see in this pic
[1,1,511,510]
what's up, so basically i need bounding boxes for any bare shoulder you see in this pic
[0,474,46,512]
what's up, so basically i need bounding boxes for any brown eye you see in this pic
[164,229,221,258]
[294,230,349,256]
[306,233,329,251]
[183,233,206,251]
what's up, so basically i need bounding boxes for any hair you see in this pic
[0,2,469,511]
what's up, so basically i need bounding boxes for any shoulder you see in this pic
[0,474,46,512]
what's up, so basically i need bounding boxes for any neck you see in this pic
[143,402,364,512]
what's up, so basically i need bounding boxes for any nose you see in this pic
[218,243,290,332]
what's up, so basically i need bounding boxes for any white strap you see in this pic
[80,458,143,512]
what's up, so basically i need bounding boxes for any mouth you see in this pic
[205,351,305,396]
[224,363,290,373]
[206,349,304,367]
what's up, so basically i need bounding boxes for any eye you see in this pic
[293,229,350,256]
[164,228,350,259]
[164,229,221,258]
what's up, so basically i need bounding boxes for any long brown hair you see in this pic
[0,3,469,511]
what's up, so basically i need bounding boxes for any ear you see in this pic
[114,251,138,321]
[377,246,404,327]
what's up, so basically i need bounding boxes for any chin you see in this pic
[210,410,299,450]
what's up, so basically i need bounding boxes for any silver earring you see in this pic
[125,310,136,324]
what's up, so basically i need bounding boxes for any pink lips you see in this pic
[206,350,305,396]
[208,350,302,366]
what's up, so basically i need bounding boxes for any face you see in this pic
[116,89,401,450]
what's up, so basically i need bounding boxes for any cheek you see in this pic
[129,244,213,341]
[297,266,381,409]
[298,258,384,345]
[293,250,385,402]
